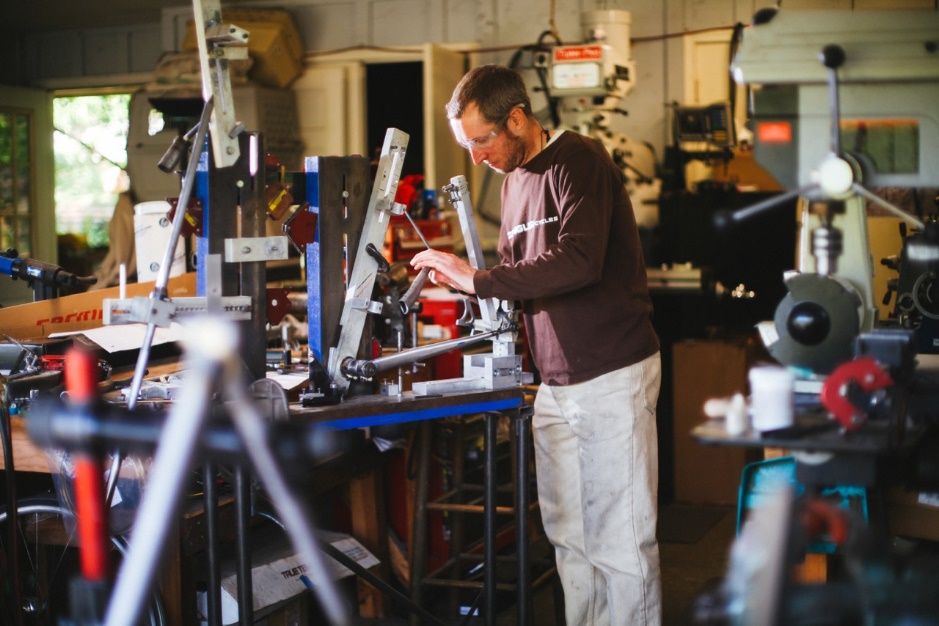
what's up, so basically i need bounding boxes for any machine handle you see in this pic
[399,267,431,315]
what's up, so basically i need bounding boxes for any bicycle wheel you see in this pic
[0,496,166,626]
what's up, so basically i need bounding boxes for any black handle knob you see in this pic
[820,44,846,70]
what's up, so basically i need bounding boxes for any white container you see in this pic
[725,393,749,436]
[748,365,795,432]
[134,201,186,283]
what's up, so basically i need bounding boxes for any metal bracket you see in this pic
[224,236,290,262]
[103,296,253,327]
[411,175,532,395]
[326,128,409,394]
[192,0,248,168]
[332,172,533,396]
[444,175,498,328]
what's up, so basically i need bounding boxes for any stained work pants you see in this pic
[533,353,662,626]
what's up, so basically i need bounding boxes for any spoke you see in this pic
[3,503,163,626]
[12,509,77,620]
[46,515,78,604]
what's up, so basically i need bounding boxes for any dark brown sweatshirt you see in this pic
[473,130,659,386]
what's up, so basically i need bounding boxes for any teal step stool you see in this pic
[737,456,869,554]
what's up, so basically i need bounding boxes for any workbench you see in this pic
[2,386,535,626]
[289,387,534,626]
[691,410,925,480]
[0,416,49,473]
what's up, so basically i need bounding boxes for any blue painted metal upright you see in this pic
[195,139,211,296]
[303,155,372,378]
[304,158,324,364]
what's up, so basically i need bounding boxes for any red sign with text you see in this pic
[553,45,603,62]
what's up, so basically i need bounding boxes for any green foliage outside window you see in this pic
[54,94,130,249]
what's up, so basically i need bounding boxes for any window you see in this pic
[0,109,33,256]
[53,94,131,249]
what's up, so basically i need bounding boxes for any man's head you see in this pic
[446,65,540,173]
[446,64,531,124]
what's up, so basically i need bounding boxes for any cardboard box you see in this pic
[183,9,304,88]
[0,273,197,341]
[196,530,379,625]
[888,487,939,542]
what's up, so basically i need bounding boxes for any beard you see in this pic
[485,128,528,174]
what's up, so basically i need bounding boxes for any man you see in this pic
[410,64,662,625]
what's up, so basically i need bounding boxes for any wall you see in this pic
[8,1,934,265]
[10,0,768,165]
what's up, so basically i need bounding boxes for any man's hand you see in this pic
[410,249,477,294]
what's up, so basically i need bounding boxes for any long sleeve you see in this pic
[472,131,658,385]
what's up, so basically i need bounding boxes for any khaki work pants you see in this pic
[533,353,662,625]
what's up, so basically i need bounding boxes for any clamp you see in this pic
[820,356,893,431]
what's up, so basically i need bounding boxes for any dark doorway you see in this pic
[366,62,424,178]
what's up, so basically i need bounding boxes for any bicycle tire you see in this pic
[0,496,166,626]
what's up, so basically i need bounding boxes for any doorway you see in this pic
[366,61,424,179]
[53,93,132,280]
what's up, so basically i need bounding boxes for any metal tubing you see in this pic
[484,413,497,626]
[343,327,504,378]
[235,465,252,626]
[448,419,467,616]
[409,421,432,626]
[204,462,222,626]
[852,183,925,229]
[318,541,448,626]
[404,209,432,249]
[104,347,220,626]
[224,375,349,626]
[399,267,430,315]
[104,451,124,508]
[26,399,337,465]
[515,410,532,626]
[827,65,842,156]
[125,97,214,411]
[0,400,23,626]
[729,184,817,224]
[125,323,158,411]
[73,455,109,582]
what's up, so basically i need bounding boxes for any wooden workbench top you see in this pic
[1,416,53,473]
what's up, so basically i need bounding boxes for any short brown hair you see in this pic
[445,64,533,124]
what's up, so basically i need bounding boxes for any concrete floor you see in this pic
[354,501,740,626]
[492,502,739,626]
[659,504,737,626]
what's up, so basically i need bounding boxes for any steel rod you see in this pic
[342,327,504,379]
[124,97,214,411]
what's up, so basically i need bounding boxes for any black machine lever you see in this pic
[364,242,390,274]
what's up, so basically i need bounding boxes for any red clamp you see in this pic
[266,288,293,326]
[820,356,893,431]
